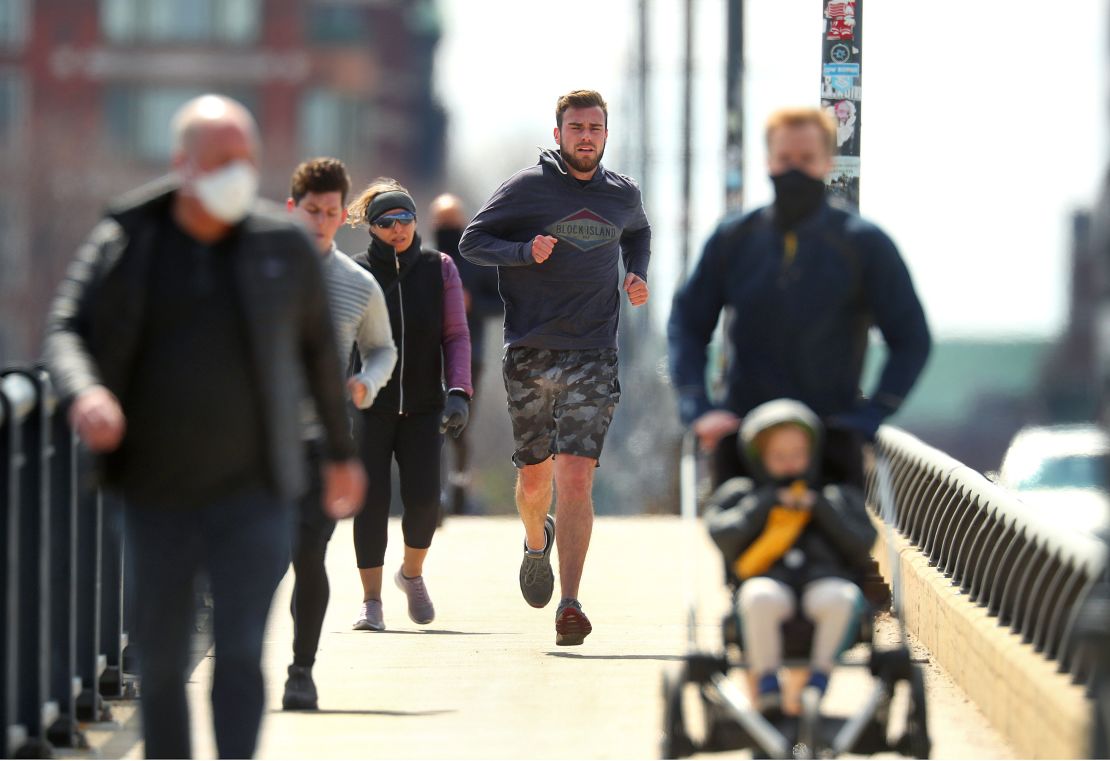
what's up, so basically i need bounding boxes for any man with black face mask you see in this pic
[429,193,503,515]
[668,106,931,489]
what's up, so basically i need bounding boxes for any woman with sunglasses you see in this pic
[346,178,472,631]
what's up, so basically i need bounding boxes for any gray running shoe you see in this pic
[555,597,592,646]
[353,599,385,631]
[394,569,436,625]
[519,514,556,608]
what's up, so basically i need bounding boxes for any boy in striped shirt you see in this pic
[282,157,397,710]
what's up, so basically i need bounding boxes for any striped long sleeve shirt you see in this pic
[303,245,397,438]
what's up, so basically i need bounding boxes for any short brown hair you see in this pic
[290,157,351,204]
[764,107,836,156]
[346,177,409,228]
[556,90,608,128]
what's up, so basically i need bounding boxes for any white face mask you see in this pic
[189,160,259,224]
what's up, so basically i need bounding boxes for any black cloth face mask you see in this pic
[435,227,463,257]
[771,168,826,231]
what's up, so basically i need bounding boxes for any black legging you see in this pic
[291,442,336,668]
[353,409,442,569]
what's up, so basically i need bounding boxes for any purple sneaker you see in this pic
[353,599,385,632]
[394,569,436,625]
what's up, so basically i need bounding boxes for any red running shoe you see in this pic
[555,598,592,646]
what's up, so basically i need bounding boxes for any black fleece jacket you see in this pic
[43,177,354,503]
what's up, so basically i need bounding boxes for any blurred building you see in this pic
[0,0,446,364]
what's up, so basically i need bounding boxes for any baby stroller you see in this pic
[660,416,931,760]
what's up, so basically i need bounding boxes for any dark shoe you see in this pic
[519,515,555,608]
[756,672,782,720]
[555,597,592,646]
[282,665,318,711]
[805,670,829,695]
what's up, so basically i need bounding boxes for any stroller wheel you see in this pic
[661,666,697,759]
[701,691,752,752]
[903,664,931,759]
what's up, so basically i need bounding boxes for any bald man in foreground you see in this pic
[44,94,366,758]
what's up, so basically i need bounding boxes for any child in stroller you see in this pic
[705,398,877,716]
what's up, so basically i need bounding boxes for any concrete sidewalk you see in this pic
[91,515,1013,759]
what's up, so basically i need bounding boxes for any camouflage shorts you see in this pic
[502,347,621,467]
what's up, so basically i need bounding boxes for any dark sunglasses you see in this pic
[371,211,416,229]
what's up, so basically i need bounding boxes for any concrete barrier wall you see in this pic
[871,485,1093,758]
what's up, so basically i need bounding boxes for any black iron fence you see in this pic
[866,426,1107,684]
[1,366,128,759]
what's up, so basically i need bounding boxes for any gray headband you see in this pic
[365,190,416,225]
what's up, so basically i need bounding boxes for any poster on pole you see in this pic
[821,0,860,211]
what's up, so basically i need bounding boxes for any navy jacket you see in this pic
[459,149,651,351]
[668,202,931,436]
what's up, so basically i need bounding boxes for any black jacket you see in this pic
[705,399,877,588]
[353,235,446,415]
[42,178,355,501]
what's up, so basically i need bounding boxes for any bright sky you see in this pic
[435,0,1108,340]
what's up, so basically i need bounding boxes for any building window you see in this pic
[0,71,25,151]
[299,90,368,162]
[306,4,371,44]
[104,87,256,162]
[0,0,28,50]
[0,195,28,291]
[100,0,260,45]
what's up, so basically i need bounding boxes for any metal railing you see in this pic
[866,426,1108,684]
[1,366,128,759]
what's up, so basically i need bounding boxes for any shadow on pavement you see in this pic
[345,629,506,636]
[544,652,686,661]
[270,709,457,717]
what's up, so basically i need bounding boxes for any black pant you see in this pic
[126,487,291,759]
[445,360,483,514]
[353,409,442,569]
[290,441,336,668]
[711,426,865,490]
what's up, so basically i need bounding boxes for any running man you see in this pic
[282,157,397,709]
[460,89,651,645]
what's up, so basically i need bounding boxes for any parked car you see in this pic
[997,424,1110,535]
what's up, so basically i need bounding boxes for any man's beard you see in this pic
[560,141,605,174]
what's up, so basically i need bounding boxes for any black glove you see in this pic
[440,392,470,438]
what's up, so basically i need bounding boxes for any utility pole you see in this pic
[680,0,694,275]
[725,0,743,212]
[620,0,652,369]
[820,0,861,211]
[638,0,650,197]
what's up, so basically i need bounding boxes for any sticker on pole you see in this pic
[825,0,857,40]
[822,63,861,100]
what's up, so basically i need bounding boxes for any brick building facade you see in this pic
[0,0,446,363]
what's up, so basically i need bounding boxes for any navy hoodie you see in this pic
[459,149,651,351]
[668,202,931,434]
